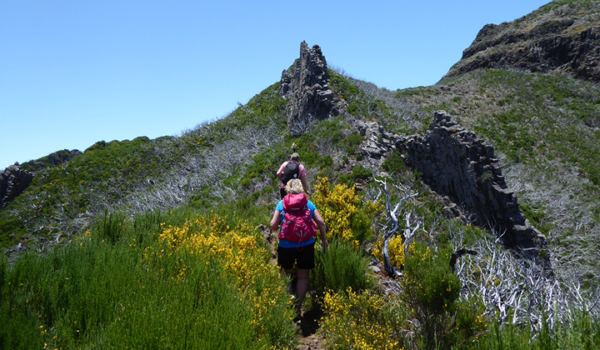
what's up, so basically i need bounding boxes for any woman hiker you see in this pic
[270,179,328,320]
[276,152,310,199]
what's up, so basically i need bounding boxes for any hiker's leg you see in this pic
[277,247,294,278]
[294,242,315,314]
[295,268,310,312]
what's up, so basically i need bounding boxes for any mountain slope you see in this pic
[1,0,599,290]
[393,69,600,285]
[445,0,600,83]
[2,1,600,348]
[0,83,288,255]
[2,1,600,284]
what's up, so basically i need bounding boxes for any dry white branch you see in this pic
[372,173,419,277]
[106,122,283,215]
[451,226,600,332]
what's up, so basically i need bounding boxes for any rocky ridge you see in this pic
[347,111,546,255]
[445,1,600,83]
[280,41,546,255]
[396,111,546,254]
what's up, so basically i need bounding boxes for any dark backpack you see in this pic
[280,161,300,185]
[279,193,316,242]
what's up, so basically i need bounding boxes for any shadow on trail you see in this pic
[300,303,324,337]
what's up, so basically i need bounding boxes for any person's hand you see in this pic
[321,239,329,250]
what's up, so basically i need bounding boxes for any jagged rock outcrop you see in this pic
[354,119,400,166]
[279,41,345,137]
[0,165,33,210]
[396,111,546,254]
[444,3,600,83]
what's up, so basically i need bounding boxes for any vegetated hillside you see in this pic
[344,0,600,288]
[445,0,600,83]
[0,44,399,261]
[2,1,600,348]
[356,67,600,287]
[0,83,289,255]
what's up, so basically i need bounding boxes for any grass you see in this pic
[0,209,297,349]
[310,239,375,297]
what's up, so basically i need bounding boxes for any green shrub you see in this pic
[449,300,488,347]
[352,164,372,180]
[403,244,459,316]
[351,211,374,243]
[336,173,354,188]
[402,242,480,350]
[310,240,374,298]
[343,132,363,147]
[0,215,26,248]
[93,210,128,244]
[329,71,359,101]
[382,152,406,175]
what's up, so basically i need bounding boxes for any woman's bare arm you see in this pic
[312,209,328,249]
[270,210,281,231]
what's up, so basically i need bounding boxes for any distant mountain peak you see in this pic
[444,1,600,83]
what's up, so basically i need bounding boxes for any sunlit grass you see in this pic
[0,211,296,349]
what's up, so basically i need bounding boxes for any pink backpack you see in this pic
[279,193,317,242]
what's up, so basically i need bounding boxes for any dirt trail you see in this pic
[297,333,326,350]
[260,225,327,349]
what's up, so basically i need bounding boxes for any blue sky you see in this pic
[1,0,551,170]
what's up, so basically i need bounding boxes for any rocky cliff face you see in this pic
[445,2,600,83]
[279,41,345,136]
[396,111,546,254]
[0,165,33,210]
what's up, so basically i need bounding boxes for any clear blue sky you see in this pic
[1,0,551,170]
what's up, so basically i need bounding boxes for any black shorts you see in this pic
[280,188,287,199]
[277,242,315,270]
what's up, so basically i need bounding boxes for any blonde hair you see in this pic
[285,179,304,194]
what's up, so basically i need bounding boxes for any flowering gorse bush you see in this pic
[143,213,294,342]
[372,234,406,270]
[312,177,382,246]
[312,177,358,242]
[320,288,406,350]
